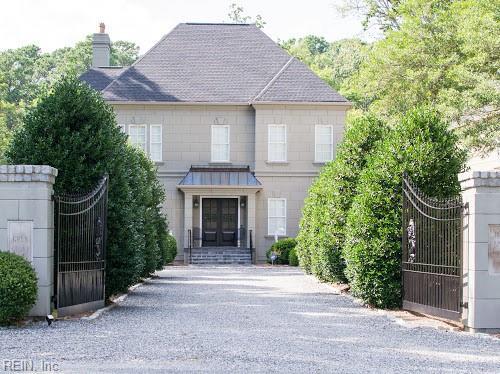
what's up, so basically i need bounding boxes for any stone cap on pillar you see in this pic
[459,170,500,190]
[0,165,58,184]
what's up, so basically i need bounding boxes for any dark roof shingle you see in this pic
[80,67,126,91]
[83,23,348,104]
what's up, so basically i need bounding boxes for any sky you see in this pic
[0,0,378,54]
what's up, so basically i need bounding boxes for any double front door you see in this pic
[202,198,238,247]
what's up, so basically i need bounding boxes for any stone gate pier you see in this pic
[0,165,58,316]
[460,171,500,333]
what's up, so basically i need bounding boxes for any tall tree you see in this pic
[281,36,368,92]
[336,0,402,31]
[345,0,499,154]
[227,3,266,28]
[0,35,139,157]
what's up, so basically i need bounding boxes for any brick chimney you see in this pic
[92,22,111,67]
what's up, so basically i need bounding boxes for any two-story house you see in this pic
[81,23,350,264]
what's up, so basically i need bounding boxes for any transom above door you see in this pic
[202,198,238,247]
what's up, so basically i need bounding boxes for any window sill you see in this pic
[313,161,331,165]
[266,161,289,165]
[264,234,288,239]
[154,161,165,166]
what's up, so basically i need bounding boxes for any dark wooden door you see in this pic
[202,198,238,246]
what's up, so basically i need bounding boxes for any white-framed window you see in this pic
[268,124,287,162]
[268,198,287,236]
[129,125,147,152]
[315,124,334,162]
[149,125,162,162]
[118,124,126,133]
[211,125,230,162]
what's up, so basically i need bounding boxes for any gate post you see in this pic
[460,171,500,333]
[0,165,57,317]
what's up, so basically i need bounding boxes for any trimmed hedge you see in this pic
[0,252,38,325]
[266,238,297,264]
[6,77,169,296]
[288,248,299,267]
[343,108,466,308]
[163,234,178,265]
[296,114,386,282]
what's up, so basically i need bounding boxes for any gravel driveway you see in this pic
[1,266,500,373]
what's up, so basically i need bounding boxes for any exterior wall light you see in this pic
[193,198,199,208]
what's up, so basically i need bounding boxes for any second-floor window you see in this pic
[211,125,230,162]
[128,124,162,162]
[150,125,162,162]
[315,124,334,163]
[268,124,287,162]
[129,125,147,152]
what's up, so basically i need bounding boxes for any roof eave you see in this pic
[106,100,253,106]
[104,100,352,107]
[177,184,263,191]
[250,101,353,107]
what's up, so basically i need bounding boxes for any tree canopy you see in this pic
[0,35,139,160]
[227,3,266,28]
[282,0,498,155]
[344,0,499,154]
[280,36,368,92]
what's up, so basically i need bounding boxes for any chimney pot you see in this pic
[99,22,105,33]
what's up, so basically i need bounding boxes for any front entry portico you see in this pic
[177,165,262,264]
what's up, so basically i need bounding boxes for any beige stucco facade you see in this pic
[111,102,349,262]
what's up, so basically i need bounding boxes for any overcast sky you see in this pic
[1,0,377,53]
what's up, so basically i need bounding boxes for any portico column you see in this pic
[184,192,193,264]
[247,193,256,263]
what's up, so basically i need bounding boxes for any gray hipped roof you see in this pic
[80,67,126,91]
[81,23,348,104]
[179,165,261,187]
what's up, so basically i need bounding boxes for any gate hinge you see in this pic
[460,301,468,309]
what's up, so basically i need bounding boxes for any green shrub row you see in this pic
[296,114,386,282]
[343,109,465,307]
[296,108,465,308]
[6,77,174,297]
[0,252,38,325]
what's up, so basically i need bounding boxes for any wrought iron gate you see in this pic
[402,173,463,321]
[54,176,108,316]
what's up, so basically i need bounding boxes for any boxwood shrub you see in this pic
[266,238,297,264]
[0,252,38,325]
[163,234,178,265]
[288,248,299,267]
[296,114,386,282]
[343,108,466,308]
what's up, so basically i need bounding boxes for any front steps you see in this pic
[188,247,252,265]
